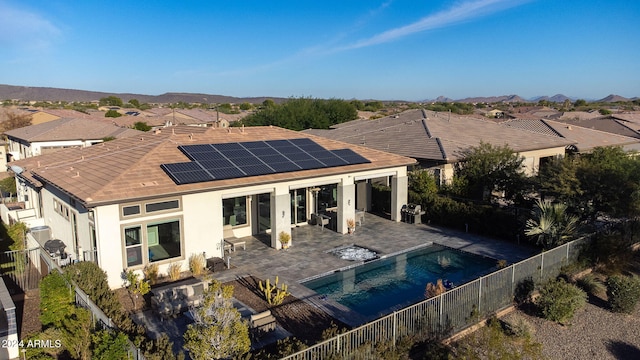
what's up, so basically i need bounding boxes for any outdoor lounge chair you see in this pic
[223,225,246,251]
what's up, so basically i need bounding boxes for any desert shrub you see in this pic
[576,273,605,296]
[167,262,182,281]
[143,263,159,285]
[606,274,640,314]
[503,315,534,338]
[514,277,535,306]
[425,279,446,298]
[189,253,206,276]
[536,278,587,324]
[452,317,543,359]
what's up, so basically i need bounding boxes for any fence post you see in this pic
[393,311,397,347]
[566,242,570,262]
[540,252,544,279]
[478,277,482,313]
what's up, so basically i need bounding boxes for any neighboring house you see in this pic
[504,118,640,153]
[9,125,415,288]
[4,117,144,161]
[304,109,574,183]
[146,108,229,128]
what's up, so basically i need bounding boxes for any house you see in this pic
[304,109,575,183]
[8,126,415,288]
[4,117,144,161]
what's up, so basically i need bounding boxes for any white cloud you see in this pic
[0,2,61,51]
[342,0,531,50]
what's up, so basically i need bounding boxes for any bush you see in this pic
[536,279,587,324]
[143,263,159,285]
[167,262,182,281]
[606,275,640,314]
[576,273,605,296]
[189,253,206,276]
[91,330,130,360]
[39,271,75,328]
[514,277,535,306]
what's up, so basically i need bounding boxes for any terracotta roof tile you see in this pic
[12,126,415,207]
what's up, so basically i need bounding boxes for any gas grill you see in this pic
[401,204,425,224]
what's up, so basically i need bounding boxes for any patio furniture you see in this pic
[224,238,246,252]
[318,214,330,231]
[150,278,208,317]
[249,310,276,337]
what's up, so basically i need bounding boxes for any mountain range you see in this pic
[0,84,635,104]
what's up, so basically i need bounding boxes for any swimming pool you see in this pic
[302,244,497,319]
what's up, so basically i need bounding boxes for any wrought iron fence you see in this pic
[0,247,42,291]
[281,236,591,360]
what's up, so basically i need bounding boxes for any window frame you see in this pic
[120,197,182,219]
[121,216,184,269]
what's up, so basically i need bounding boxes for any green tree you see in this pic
[39,272,75,329]
[105,109,122,118]
[239,102,252,111]
[184,280,250,359]
[91,330,130,360]
[577,146,640,218]
[99,96,123,107]
[0,177,16,199]
[574,99,587,107]
[454,142,527,201]
[240,97,358,130]
[133,121,152,131]
[537,155,582,205]
[128,99,141,108]
[61,307,92,360]
[124,269,150,311]
[408,170,438,208]
[525,199,579,248]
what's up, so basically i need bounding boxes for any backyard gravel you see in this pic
[503,293,640,360]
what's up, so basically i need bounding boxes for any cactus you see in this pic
[259,276,290,306]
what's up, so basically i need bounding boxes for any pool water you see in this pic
[303,244,497,318]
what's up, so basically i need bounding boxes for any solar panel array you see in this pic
[161,138,370,185]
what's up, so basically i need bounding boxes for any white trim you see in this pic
[354,171,398,181]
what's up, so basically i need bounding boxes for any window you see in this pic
[145,200,179,213]
[223,197,247,226]
[53,198,70,220]
[123,219,182,268]
[123,205,140,216]
[147,220,181,262]
[125,226,142,267]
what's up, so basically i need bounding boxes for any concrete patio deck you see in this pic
[210,213,538,326]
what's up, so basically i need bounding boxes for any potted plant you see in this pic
[347,218,356,234]
[278,231,291,249]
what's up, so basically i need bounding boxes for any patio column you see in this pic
[271,185,291,249]
[337,177,355,234]
[391,174,408,222]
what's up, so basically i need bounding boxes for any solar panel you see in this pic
[162,138,371,185]
[209,167,246,180]
[238,164,274,176]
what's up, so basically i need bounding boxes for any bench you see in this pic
[150,278,207,318]
[223,226,246,252]
[249,310,276,336]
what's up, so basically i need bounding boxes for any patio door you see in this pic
[290,189,307,225]
[257,193,271,233]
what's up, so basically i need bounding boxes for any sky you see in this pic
[1,0,639,101]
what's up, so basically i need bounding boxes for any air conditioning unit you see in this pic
[29,225,51,245]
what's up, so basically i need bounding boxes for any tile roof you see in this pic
[305,109,574,162]
[11,126,415,207]
[543,120,640,152]
[553,117,640,139]
[4,118,144,142]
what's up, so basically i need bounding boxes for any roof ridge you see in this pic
[545,119,640,142]
[612,119,640,137]
[538,119,565,138]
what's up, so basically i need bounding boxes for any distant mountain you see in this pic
[457,95,527,103]
[531,94,573,103]
[0,84,285,104]
[597,94,630,102]
[432,96,454,102]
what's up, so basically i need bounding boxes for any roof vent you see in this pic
[72,171,80,178]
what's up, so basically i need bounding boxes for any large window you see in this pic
[147,220,181,262]
[223,197,247,226]
[123,219,182,268]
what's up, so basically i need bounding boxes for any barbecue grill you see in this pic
[401,204,425,224]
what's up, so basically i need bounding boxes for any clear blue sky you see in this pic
[1,0,639,101]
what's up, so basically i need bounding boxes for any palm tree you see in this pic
[525,199,579,249]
